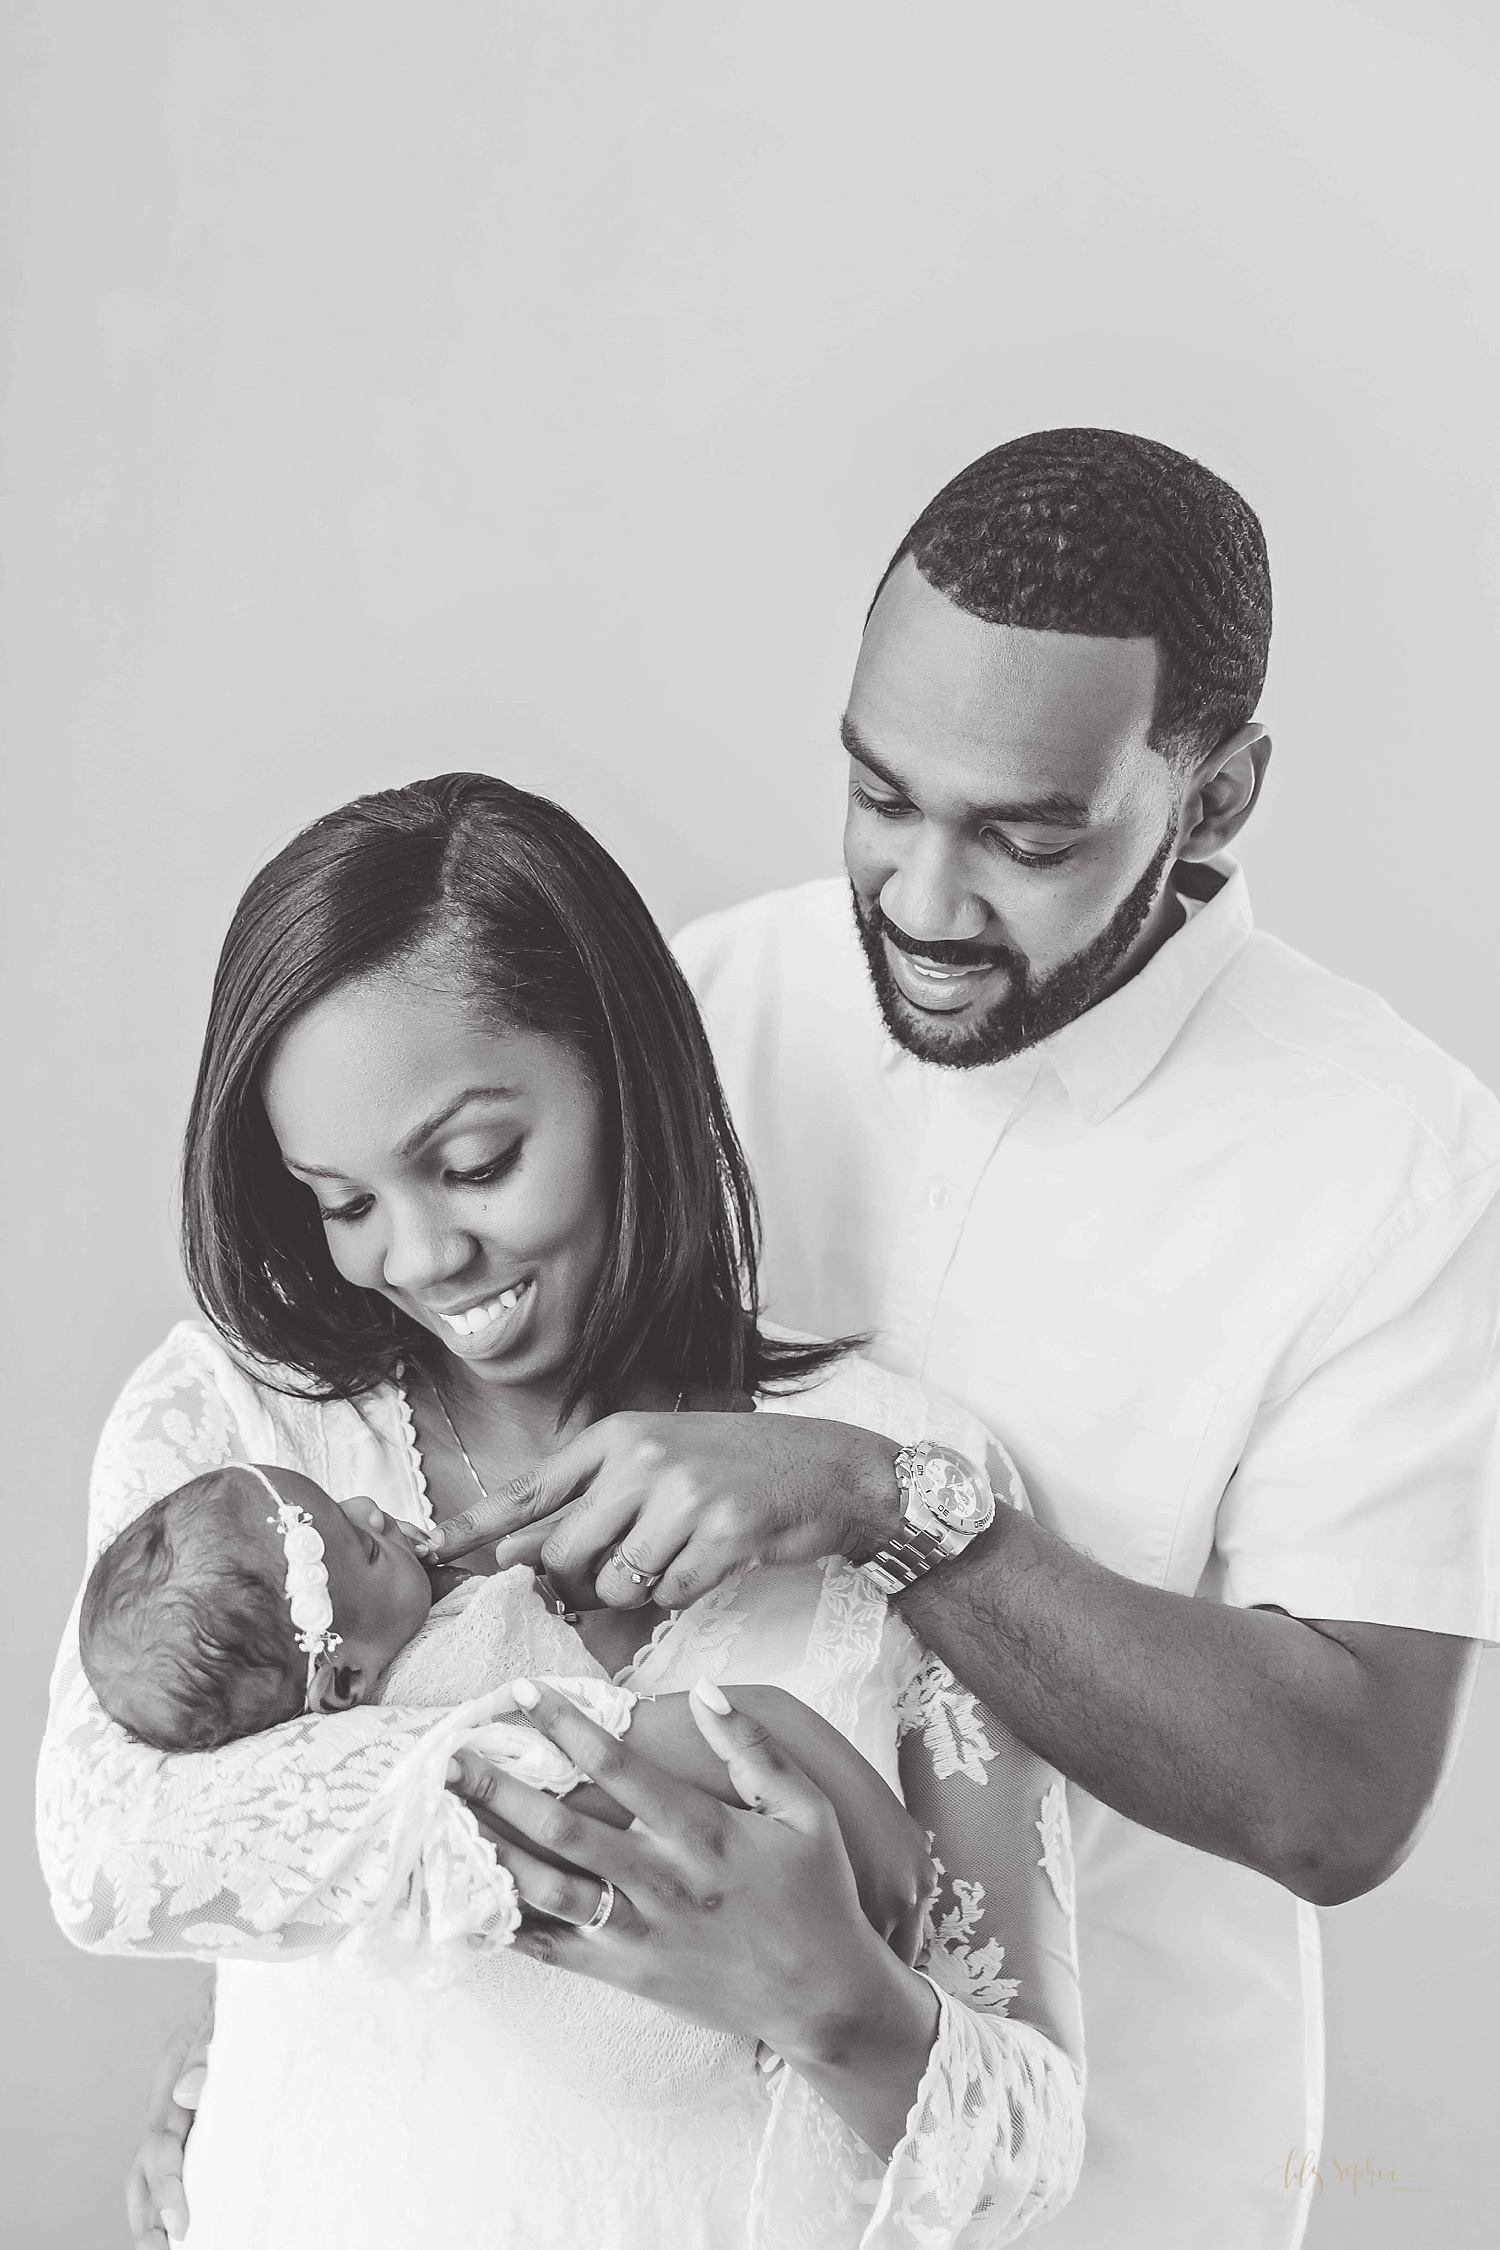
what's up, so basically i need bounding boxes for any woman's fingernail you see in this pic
[691,1676,732,1715]
[511,1678,540,1709]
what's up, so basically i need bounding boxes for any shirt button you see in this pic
[926,1183,951,1209]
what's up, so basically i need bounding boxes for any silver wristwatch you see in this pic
[860,1439,997,1595]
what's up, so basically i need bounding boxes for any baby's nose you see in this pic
[340,1493,386,1532]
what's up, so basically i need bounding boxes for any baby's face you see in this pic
[263,1468,433,1687]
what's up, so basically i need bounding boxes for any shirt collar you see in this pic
[1044,854,1254,1124]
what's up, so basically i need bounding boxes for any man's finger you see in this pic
[137,2128,191,2243]
[587,1465,710,1609]
[529,1480,670,1606]
[172,2063,207,2110]
[652,1524,746,1612]
[687,1679,829,1830]
[422,1424,610,1559]
[126,2157,163,2247]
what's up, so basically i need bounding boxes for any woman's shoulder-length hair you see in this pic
[181,771,843,1416]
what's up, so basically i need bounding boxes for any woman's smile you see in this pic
[424,1274,536,1352]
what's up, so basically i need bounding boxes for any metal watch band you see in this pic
[861,1440,997,1594]
[860,1521,956,1595]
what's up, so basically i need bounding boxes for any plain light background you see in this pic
[3,2,1496,2242]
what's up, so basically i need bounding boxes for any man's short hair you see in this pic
[876,427,1272,765]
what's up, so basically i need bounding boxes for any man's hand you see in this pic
[419,1410,903,1610]
[126,1975,214,2247]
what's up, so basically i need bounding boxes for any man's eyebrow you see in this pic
[284,1086,522,1178]
[840,714,1093,828]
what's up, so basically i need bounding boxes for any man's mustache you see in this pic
[874,905,1013,973]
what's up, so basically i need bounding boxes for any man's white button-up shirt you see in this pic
[674,860,1500,2250]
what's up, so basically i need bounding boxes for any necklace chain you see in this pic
[426,1377,686,1511]
[430,1382,492,1506]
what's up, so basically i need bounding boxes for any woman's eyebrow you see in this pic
[395,1085,523,1158]
[284,1087,523,1177]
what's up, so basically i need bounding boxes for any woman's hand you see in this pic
[448,1678,939,2157]
[420,1411,903,1610]
[703,1686,936,1963]
[125,1974,214,2247]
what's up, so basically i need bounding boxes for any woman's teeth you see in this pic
[438,1284,526,1336]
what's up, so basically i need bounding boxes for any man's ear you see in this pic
[306,1658,372,1714]
[1176,724,1272,862]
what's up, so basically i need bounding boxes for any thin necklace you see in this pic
[428,1377,685,1508]
[430,1382,492,1506]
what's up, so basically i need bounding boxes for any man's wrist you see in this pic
[895,1503,1022,1621]
[838,1428,904,1562]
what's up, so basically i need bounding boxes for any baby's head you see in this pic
[79,1464,433,1751]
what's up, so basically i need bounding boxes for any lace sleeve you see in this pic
[34,1330,516,1960]
[750,1641,1084,2248]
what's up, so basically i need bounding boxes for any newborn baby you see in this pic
[79,1461,926,1971]
[79,1460,576,1748]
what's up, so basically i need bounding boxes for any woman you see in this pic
[38,774,1084,2247]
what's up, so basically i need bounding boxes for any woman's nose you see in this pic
[380,1203,475,1299]
[882,826,988,947]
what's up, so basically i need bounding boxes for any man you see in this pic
[440,429,1499,2246]
[133,430,1494,2246]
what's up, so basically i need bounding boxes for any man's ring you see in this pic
[629,1567,662,1589]
[580,1878,616,1935]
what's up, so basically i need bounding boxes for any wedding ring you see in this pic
[628,1568,662,1589]
[579,1878,616,1935]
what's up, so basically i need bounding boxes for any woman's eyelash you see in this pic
[852,782,1074,869]
[314,1146,520,1225]
[318,1194,373,1225]
[448,1144,522,1189]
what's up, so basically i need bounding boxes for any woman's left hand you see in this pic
[447,1679,934,2090]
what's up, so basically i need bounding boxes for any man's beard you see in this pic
[851,822,1179,1070]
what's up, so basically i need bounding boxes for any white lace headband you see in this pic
[243,1465,343,1698]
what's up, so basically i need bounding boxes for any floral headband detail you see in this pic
[244,1465,343,1698]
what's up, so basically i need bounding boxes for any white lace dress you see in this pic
[37,1322,1085,2249]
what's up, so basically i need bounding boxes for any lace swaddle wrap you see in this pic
[362,1567,761,2108]
[321,1568,635,1981]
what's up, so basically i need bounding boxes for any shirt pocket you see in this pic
[935,1326,1223,1587]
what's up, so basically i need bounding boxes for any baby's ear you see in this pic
[306,1659,372,1714]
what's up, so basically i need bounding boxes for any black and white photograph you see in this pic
[4,4,1497,2246]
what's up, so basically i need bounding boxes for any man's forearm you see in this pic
[898,1508,1442,1905]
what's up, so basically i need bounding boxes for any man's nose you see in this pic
[882,826,989,946]
[381,1202,474,1298]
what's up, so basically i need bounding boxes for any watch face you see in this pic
[909,1446,990,1531]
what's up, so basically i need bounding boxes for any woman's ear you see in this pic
[306,1659,372,1713]
[1177,724,1272,861]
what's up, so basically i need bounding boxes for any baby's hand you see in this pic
[420,1553,472,1603]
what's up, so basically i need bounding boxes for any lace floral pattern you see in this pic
[897,1645,1001,1786]
[36,1321,1083,2245]
[1036,1779,1076,1925]
[921,1853,1022,2017]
